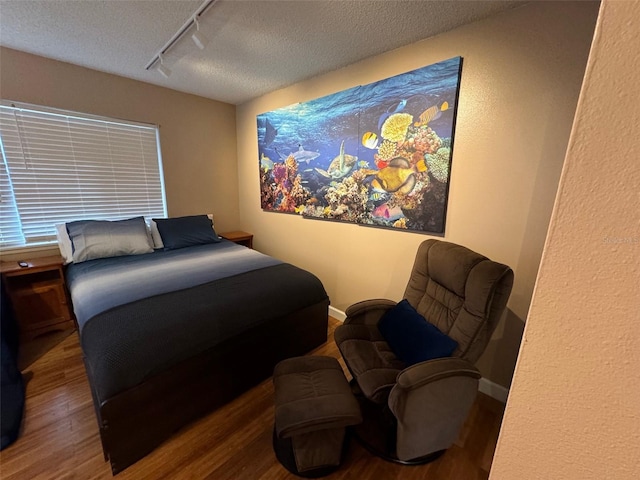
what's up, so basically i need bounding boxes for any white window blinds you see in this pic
[0,147,25,247]
[0,101,166,247]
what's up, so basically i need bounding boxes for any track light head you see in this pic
[157,54,171,78]
[145,0,218,74]
[191,17,208,50]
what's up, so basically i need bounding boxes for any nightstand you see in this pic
[1,255,75,341]
[220,231,253,249]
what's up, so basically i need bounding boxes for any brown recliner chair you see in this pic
[335,239,513,464]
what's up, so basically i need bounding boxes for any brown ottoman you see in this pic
[273,356,362,478]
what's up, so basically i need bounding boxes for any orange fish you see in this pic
[414,101,449,127]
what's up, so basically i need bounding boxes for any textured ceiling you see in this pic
[0,0,523,105]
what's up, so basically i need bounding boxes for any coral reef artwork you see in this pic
[257,56,462,234]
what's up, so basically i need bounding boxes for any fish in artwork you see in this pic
[414,101,449,127]
[264,119,278,146]
[260,153,274,171]
[369,191,387,202]
[367,156,428,194]
[292,144,320,164]
[377,99,407,131]
[372,203,404,221]
[361,132,379,149]
[358,160,370,168]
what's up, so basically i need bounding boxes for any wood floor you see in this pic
[0,318,505,479]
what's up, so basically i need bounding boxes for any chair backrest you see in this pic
[403,239,514,363]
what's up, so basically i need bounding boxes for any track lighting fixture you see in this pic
[145,0,219,76]
[191,17,208,50]
[157,54,171,78]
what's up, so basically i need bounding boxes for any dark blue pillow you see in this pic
[153,215,220,250]
[378,299,458,366]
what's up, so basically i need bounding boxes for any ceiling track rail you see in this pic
[144,0,220,71]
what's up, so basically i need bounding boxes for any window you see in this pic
[0,101,167,248]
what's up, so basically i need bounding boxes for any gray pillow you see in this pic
[66,216,154,263]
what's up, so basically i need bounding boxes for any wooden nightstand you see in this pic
[220,231,253,249]
[1,255,75,341]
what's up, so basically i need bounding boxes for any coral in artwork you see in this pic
[376,140,399,161]
[425,147,451,183]
[392,217,407,229]
[272,163,288,187]
[260,169,277,210]
[260,154,310,213]
[381,113,413,142]
[405,125,442,155]
[399,177,447,232]
[323,176,369,222]
[285,154,297,174]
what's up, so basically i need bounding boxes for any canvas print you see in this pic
[257,56,462,233]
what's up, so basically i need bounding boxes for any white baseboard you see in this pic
[328,305,509,403]
[479,377,509,403]
[328,306,346,322]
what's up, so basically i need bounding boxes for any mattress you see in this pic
[66,241,329,400]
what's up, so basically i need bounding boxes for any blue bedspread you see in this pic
[66,240,281,332]
[65,241,329,400]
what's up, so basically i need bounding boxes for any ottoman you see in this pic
[273,356,362,478]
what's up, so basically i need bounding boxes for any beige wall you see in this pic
[236,1,599,387]
[0,47,240,259]
[490,0,640,478]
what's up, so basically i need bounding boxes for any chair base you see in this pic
[272,428,341,478]
[353,429,445,465]
[350,385,446,466]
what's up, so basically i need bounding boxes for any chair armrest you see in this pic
[344,299,397,325]
[394,357,481,391]
[388,357,482,461]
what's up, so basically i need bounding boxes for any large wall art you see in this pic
[257,56,462,234]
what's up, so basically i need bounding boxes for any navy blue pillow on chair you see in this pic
[377,299,458,366]
[153,215,220,250]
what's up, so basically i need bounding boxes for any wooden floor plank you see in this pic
[0,317,505,478]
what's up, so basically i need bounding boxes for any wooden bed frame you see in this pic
[83,299,330,474]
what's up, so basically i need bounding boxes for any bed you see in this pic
[63,217,329,474]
